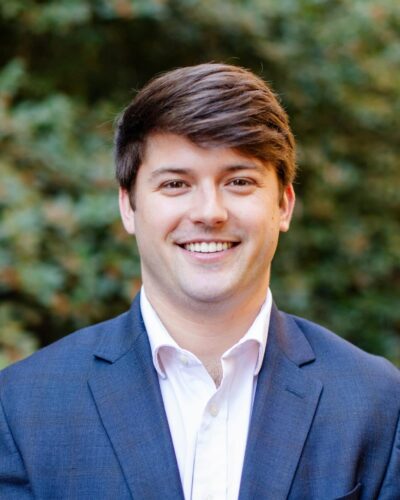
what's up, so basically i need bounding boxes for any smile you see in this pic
[182,241,236,253]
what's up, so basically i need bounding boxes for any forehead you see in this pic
[140,132,271,176]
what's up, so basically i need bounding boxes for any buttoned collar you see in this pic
[140,287,272,379]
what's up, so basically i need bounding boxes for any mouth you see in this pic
[178,241,239,253]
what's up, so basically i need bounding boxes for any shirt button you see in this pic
[209,404,219,417]
[179,354,189,366]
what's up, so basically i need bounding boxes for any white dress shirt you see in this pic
[140,288,272,500]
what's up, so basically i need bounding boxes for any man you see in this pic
[0,64,399,499]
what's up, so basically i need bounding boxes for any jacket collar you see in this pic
[92,294,144,364]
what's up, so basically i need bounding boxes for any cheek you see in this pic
[245,203,280,231]
[245,211,281,255]
[136,201,184,239]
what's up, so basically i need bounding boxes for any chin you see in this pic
[180,283,239,305]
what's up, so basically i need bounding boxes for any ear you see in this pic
[279,184,295,232]
[119,188,136,235]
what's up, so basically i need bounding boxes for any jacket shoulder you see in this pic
[287,312,400,391]
[0,310,131,388]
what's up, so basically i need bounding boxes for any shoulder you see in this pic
[284,312,400,399]
[0,308,134,404]
[0,298,149,450]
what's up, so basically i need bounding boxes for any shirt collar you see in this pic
[140,288,180,378]
[223,291,272,375]
[140,287,272,378]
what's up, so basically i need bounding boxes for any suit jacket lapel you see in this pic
[88,295,184,500]
[239,305,323,500]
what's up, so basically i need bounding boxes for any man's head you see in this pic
[117,63,296,312]
[115,63,296,206]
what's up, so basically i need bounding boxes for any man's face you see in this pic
[119,133,295,310]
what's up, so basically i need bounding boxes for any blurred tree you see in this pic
[0,0,399,368]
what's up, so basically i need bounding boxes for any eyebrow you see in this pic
[149,163,266,180]
[149,167,191,180]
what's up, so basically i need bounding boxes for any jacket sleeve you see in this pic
[377,411,400,499]
[0,383,33,499]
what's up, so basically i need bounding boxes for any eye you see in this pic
[226,177,257,193]
[162,180,187,189]
[159,179,190,195]
[229,178,253,186]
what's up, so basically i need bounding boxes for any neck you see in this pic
[144,285,268,364]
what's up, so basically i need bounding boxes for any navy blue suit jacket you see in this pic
[1,295,399,499]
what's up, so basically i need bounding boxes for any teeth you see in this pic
[184,241,234,253]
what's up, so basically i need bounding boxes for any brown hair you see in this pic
[115,63,296,202]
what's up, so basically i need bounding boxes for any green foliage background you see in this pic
[1,0,399,368]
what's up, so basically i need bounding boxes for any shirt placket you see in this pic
[191,380,230,500]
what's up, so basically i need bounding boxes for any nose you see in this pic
[189,185,228,227]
